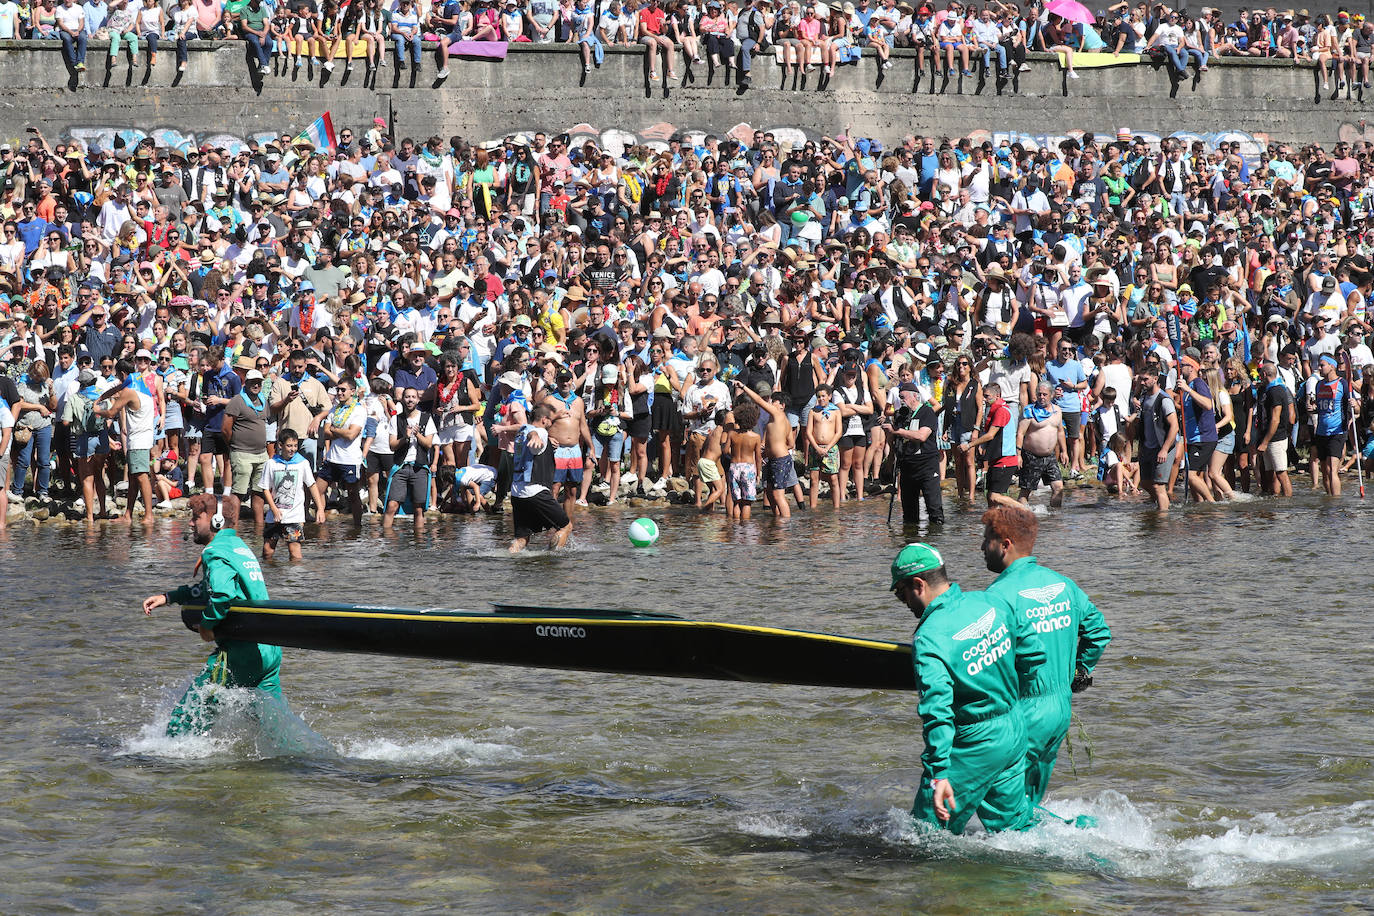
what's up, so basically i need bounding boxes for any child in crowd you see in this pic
[726,398,761,521]
[453,463,498,513]
[696,421,726,513]
[154,449,185,503]
[259,428,316,561]
[1099,432,1138,497]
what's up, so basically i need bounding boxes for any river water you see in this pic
[2,490,1372,913]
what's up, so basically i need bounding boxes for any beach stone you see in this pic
[667,477,689,494]
[29,507,49,521]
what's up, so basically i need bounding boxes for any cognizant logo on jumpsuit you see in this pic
[1019,583,1072,634]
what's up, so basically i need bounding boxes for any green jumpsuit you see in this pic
[911,583,1047,834]
[163,528,280,737]
[986,556,1111,808]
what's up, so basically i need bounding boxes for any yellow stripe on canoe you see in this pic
[195,604,910,654]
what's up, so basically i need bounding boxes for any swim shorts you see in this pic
[730,462,758,502]
[808,444,840,475]
[554,444,584,483]
[764,454,798,489]
[698,456,723,484]
[1018,452,1061,491]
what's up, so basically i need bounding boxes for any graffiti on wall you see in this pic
[58,127,284,155]
[54,121,1279,165]
[496,121,1276,165]
[965,128,1273,164]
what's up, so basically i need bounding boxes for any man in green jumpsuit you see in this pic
[892,543,1047,835]
[142,493,281,736]
[981,505,1111,809]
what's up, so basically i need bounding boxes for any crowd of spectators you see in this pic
[1,119,1372,538]
[14,0,1374,93]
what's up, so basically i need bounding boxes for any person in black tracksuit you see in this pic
[886,381,944,525]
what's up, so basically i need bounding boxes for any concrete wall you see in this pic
[3,40,1370,154]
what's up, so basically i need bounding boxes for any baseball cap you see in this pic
[890,543,944,591]
[898,381,920,393]
[245,369,265,382]
[135,348,154,361]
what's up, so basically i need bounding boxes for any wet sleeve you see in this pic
[1073,583,1112,675]
[166,582,199,606]
[914,635,955,780]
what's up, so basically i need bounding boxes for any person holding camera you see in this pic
[886,380,943,526]
[268,349,332,474]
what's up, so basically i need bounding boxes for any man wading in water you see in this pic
[980,505,1111,814]
[141,493,283,736]
[892,542,1046,835]
[1017,381,1065,509]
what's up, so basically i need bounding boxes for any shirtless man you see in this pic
[734,381,797,518]
[1018,381,1065,508]
[806,383,843,509]
[725,398,762,521]
[539,368,590,511]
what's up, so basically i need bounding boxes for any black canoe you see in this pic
[190,600,918,691]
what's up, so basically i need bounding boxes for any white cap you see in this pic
[245,369,265,382]
[134,348,154,360]
[601,363,619,383]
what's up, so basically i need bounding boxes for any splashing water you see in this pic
[874,791,1374,888]
[120,683,334,760]
[337,735,525,767]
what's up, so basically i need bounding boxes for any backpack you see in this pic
[1136,390,1171,451]
[1093,402,1123,443]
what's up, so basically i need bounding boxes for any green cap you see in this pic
[890,543,944,591]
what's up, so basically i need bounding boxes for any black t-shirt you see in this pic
[1263,382,1294,438]
[583,263,619,292]
[897,403,940,465]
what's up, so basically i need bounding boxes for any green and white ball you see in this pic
[628,517,660,548]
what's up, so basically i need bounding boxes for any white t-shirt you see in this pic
[55,3,85,32]
[366,398,393,455]
[324,401,366,466]
[0,1,21,39]
[511,425,549,498]
[1097,362,1133,404]
[682,378,732,435]
[455,463,496,494]
[987,359,1035,411]
[259,455,316,524]
[389,409,437,465]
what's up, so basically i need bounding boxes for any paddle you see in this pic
[1343,349,1366,498]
